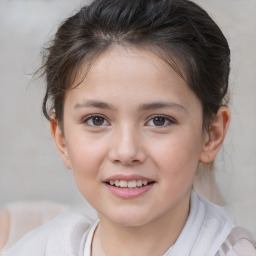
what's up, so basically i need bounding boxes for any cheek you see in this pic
[65,132,108,176]
[65,135,107,204]
[149,131,203,177]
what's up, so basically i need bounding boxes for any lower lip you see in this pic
[105,183,154,199]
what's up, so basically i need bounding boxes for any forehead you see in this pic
[66,46,201,112]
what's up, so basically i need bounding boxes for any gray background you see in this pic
[0,0,255,233]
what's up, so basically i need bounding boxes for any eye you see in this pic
[83,115,109,127]
[146,115,175,127]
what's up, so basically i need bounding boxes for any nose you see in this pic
[108,125,146,166]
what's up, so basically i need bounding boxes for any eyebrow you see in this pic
[74,100,186,112]
[74,100,116,110]
[138,102,186,112]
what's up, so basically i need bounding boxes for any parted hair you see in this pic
[42,0,230,130]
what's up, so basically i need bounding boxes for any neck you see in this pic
[93,194,190,256]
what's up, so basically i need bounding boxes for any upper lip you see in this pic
[103,174,154,182]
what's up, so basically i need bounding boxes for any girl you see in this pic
[5,0,256,255]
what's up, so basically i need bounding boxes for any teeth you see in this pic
[136,180,143,187]
[108,179,150,188]
[128,180,136,188]
[119,180,128,187]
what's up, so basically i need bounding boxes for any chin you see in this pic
[100,208,157,227]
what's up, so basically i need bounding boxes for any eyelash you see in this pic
[82,114,176,128]
[82,114,110,127]
[146,115,176,127]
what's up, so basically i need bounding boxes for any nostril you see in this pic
[108,139,146,165]
[116,159,142,166]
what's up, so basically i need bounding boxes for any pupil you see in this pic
[93,116,104,125]
[153,117,165,126]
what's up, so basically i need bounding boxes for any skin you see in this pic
[51,46,230,256]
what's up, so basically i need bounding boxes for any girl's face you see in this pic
[55,47,209,227]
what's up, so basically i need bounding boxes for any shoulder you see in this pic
[217,227,256,256]
[190,192,234,255]
[227,239,256,256]
[193,191,234,234]
[170,192,234,255]
[190,193,256,255]
[196,192,234,239]
[4,212,95,256]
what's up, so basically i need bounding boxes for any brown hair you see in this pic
[41,0,230,130]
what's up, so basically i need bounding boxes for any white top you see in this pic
[4,192,256,256]
[83,220,173,256]
[84,220,98,256]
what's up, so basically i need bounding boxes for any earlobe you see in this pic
[200,106,230,163]
[50,119,71,169]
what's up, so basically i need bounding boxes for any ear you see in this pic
[200,106,230,163]
[50,119,71,169]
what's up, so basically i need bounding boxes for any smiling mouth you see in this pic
[106,180,154,188]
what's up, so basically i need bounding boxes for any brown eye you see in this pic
[153,116,166,126]
[146,115,175,127]
[92,116,105,126]
[84,115,109,127]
